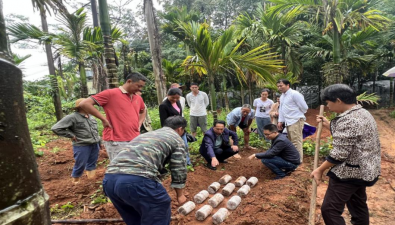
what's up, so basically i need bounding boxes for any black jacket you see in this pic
[255,134,300,164]
[159,99,182,127]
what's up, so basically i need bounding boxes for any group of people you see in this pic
[51,73,381,225]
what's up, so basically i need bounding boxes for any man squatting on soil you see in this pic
[226,104,256,150]
[79,72,147,161]
[277,79,308,163]
[199,120,239,170]
[51,98,102,184]
[102,116,188,225]
[248,124,300,180]
[311,84,381,225]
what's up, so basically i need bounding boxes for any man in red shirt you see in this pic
[79,72,147,161]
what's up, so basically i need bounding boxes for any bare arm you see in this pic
[79,98,112,128]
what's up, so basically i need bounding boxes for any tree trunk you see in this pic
[79,62,88,97]
[208,73,217,121]
[144,0,167,104]
[390,78,394,107]
[241,85,245,105]
[0,0,12,61]
[372,69,377,93]
[39,6,63,121]
[0,59,51,225]
[98,0,118,88]
[223,76,229,111]
[91,0,99,27]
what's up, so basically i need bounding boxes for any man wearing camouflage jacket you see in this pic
[102,116,188,225]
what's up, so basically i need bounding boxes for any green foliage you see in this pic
[303,137,333,157]
[390,110,395,119]
[61,202,74,210]
[90,185,109,205]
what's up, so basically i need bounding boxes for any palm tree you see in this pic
[31,0,63,120]
[144,0,167,104]
[97,0,118,88]
[269,0,389,83]
[178,22,283,117]
[0,0,12,61]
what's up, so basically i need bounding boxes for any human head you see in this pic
[263,124,279,140]
[260,89,270,100]
[275,93,281,103]
[276,79,290,93]
[124,72,147,94]
[190,82,199,94]
[167,88,182,104]
[74,98,86,112]
[170,83,182,89]
[164,116,187,136]
[213,120,226,135]
[241,104,251,117]
[321,84,357,113]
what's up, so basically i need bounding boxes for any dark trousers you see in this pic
[261,156,298,178]
[322,178,369,225]
[200,146,238,164]
[103,174,171,225]
[71,143,99,178]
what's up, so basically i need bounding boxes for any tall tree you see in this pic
[269,0,389,83]
[98,0,118,88]
[0,0,12,61]
[144,0,167,104]
[0,2,51,222]
[91,0,99,27]
[31,0,63,121]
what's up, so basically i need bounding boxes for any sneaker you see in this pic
[205,163,217,171]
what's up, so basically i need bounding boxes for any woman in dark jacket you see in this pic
[159,88,191,165]
[159,88,183,126]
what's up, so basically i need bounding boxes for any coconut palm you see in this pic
[178,22,283,116]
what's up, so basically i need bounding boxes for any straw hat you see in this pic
[74,98,86,110]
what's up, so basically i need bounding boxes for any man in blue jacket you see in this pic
[200,120,239,170]
[248,124,300,179]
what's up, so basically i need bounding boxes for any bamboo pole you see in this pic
[51,218,123,224]
[308,105,325,225]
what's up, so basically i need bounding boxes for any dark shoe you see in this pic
[219,160,228,164]
[205,163,217,171]
[273,175,285,180]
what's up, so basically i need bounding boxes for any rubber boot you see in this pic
[86,170,96,179]
[72,177,80,184]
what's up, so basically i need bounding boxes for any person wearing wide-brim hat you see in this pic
[51,98,102,184]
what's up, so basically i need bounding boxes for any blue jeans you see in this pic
[181,133,192,165]
[72,143,100,178]
[256,117,271,138]
[261,156,298,178]
[103,174,171,225]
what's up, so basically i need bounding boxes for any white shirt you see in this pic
[186,91,209,116]
[253,98,273,118]
[163,96,186,117]
[278,88,308,126]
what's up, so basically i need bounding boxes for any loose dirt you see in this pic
[38,108,395,225]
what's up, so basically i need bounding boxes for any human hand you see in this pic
[277,122,283,130]
[310,168,324,185]
[211,157,219,168]
[101,119,112,129]
[100,144,105,150]
[177,195,187,205]
[248,154,256,160]
[231,145,239,152]
[316,115,329,126]
[71,136,78,142]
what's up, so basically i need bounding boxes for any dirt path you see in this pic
[315,109,395,225]
[40,108,395,225]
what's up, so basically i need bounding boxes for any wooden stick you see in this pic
[308,105,325,225]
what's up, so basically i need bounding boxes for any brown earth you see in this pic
[38,108,395,225]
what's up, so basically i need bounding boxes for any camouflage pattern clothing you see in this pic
[106,127,187,189]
